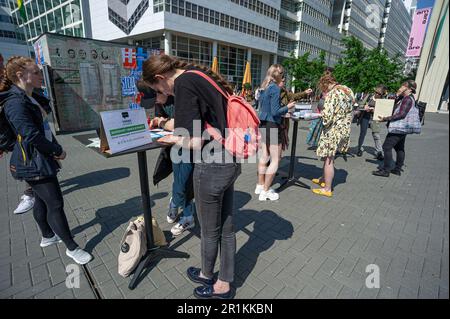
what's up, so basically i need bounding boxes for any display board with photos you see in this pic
[34,33,163,132]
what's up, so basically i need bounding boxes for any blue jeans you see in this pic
[171,162,195,218]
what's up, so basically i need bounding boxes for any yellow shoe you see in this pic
[312,178,326,188]
[312,188,333,197]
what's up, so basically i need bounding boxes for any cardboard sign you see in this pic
[373,99,395,121]
[99,108,152,154]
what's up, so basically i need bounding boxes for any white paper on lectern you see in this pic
[100,108,152,154]
[373,99,395,121]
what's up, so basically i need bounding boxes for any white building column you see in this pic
[247,48,252,62]
[164,30,172,55]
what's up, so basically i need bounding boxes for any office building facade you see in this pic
[0,0,28,59]
[8,0,92,43]
[278,0,343,67]
[382,0,413,59]
[7,0,412,88]
[89,0,282,88]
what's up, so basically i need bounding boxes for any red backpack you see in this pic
[186,70,260,159]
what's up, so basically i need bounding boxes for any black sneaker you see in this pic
[376,152,384,161]
[357,150,363,157]
[391,168,401,176]
[372,169,390,177]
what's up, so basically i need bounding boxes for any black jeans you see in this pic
[193,162,241,283]
[27,176,78,250]
[382,133,407,171]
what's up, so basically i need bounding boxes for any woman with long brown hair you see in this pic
[312,71,354,197]
[0,56,92,264]
[142,54,240,299]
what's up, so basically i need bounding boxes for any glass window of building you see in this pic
[48,11,56,31]
[171,35,212,66]
[73,24,83,37]
[55,8,64,31]
[251,54,262,88]
[31,1,39,18]
[218,44,246,87]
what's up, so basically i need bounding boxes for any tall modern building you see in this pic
[337,0,386,50]
[0,0,28,59]
[89,0,282,88]
[8,0,92,44]
[382,0,413,59]
[333,0,412,60]
[5,1,413,88]
[278,0,342,67]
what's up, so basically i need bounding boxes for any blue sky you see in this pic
[417,0,435,9]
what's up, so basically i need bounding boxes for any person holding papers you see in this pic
[373,80,418,177]
[355,84,387,160]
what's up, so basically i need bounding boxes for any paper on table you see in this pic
[150,129,173,139]
[373,99,395,121]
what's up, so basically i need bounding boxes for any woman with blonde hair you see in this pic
[312,71,354,197]
[255,64,296,201]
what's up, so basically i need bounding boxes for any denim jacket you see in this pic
[258,83,289,125]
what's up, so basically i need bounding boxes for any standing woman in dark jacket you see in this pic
[372,80,418,177]
[0,56,92,265]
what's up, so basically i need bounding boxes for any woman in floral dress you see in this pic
[312,71,354,197]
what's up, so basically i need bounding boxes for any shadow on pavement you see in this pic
[71,192,168,253]
[60,167,131,195]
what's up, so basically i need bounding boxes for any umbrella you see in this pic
[211,56,219,74]
[241,61,252,97]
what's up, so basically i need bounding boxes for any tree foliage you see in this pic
[333,36,406,93]
[282,51,327,92]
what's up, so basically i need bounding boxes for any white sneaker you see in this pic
[171,217,195,236]
[14,195,35,214]
[254,184,264,195]
[66,248,93,265]
[258,189,280,201]
[40,234,62,247]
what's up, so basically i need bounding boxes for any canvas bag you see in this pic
[185,70,261,159]
[388,96,421,135]
[118,216,167,277]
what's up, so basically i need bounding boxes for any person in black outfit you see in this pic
[0,56,92,265]
[142,54,240,299]
[373,80,417,177]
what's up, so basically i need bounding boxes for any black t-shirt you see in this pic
[174,69,228,138]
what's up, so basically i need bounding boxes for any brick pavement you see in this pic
[1,113,448,299]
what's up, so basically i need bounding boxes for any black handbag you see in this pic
[152,146,173,186]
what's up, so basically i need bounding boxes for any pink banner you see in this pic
[406,7,433,57]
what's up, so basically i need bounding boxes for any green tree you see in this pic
[360,49,405,93]
[333,36,368,92]
[333,36,407,94]
[282,51,327,92]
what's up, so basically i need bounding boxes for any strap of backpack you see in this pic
[184,70,227,144]
[185,70,230,99]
